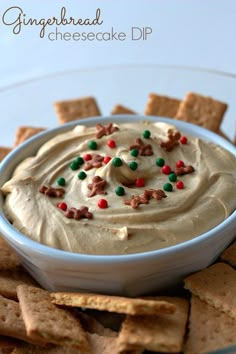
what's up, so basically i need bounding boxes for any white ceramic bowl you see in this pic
[0,115,235,296]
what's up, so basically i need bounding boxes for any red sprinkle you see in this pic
[176,160,185,168]
[57,202,67,211]
[84,153,92,161]
[98,199,108,209]
[135,178,145,188]
[161,165,172,175]
[176,181,184,189]
[104,156,112,164]
[180,136,188,144]
[107,139,116,148]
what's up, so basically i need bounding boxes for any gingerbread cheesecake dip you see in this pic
[1,121,236,255]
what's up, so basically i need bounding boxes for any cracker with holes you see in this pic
[117,297,188,353]
[0,147,12,162]
[0,267,38,300]
[220,241,236,268]
[0,294,43,345]
[184,295,236,354]
[16,285,89,351]
[145,93,181,118]
[50,292,176,315]
[175,92,227,132]
[184,262,236,319]
[14,127,45,147]
[111,104,136,115]
[54,96,101,124]
[0,236,20,270]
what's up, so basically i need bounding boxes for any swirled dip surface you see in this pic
[2,122,236,255]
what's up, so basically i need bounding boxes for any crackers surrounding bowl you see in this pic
[0,90,235,353]
[0,237,235,353]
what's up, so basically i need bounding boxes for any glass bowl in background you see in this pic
[0,64,235,146]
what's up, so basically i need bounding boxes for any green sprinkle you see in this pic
[156,158,165,167]
[169,173,177,182]
[112,157,123,167]
[57,177,66,186]
[143,130,151,139]
[70,161,80,170]
[74,156,84,165]
[130,149,139,157]
[163,183,173,192]
[78,171,87,180]
[88,141,97,150]
[129,161,138,171]
[115,186,125,196]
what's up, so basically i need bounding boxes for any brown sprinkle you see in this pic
[129,137,153,156]
[95,123,119,139]
[175,165,195,175]
[88,176,107,197]
[64,206,93,220]
[160,129,181,152]
[39,185,65,198]
[84,154,104,171]
[124,189,167,209]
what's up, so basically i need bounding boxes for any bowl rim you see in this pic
[0,114,235,263]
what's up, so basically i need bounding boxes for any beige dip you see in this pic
[2,122,236,255]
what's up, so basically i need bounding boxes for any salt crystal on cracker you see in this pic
[175,92,227,132]
[184,262,236,320]
[50,292,176,316]
[17,285,89,351]
[184,295,236,354]
[117,297,188,353]
[54,96,101,124]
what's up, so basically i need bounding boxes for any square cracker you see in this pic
[117,297,189,353]
[184,295,236,354]
[111,104,136,115]
[184,262,236,320]
[175,92,227,132]
[145,93,181,118]
[14,127,45,147]
[220,241,236,268]
[0,267,38,300]
[16,285,89,351]
[0,147,12,162]
[0,236,21,270]
[0,294,43,345]
[10,333,142,354]
[50,292,176,316]
[54,96,101,124]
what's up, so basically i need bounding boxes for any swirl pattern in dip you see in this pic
[1,121,236,255]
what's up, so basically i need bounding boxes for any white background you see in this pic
[0,0,236,88]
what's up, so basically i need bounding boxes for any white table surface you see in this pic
[1,0,236,88]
